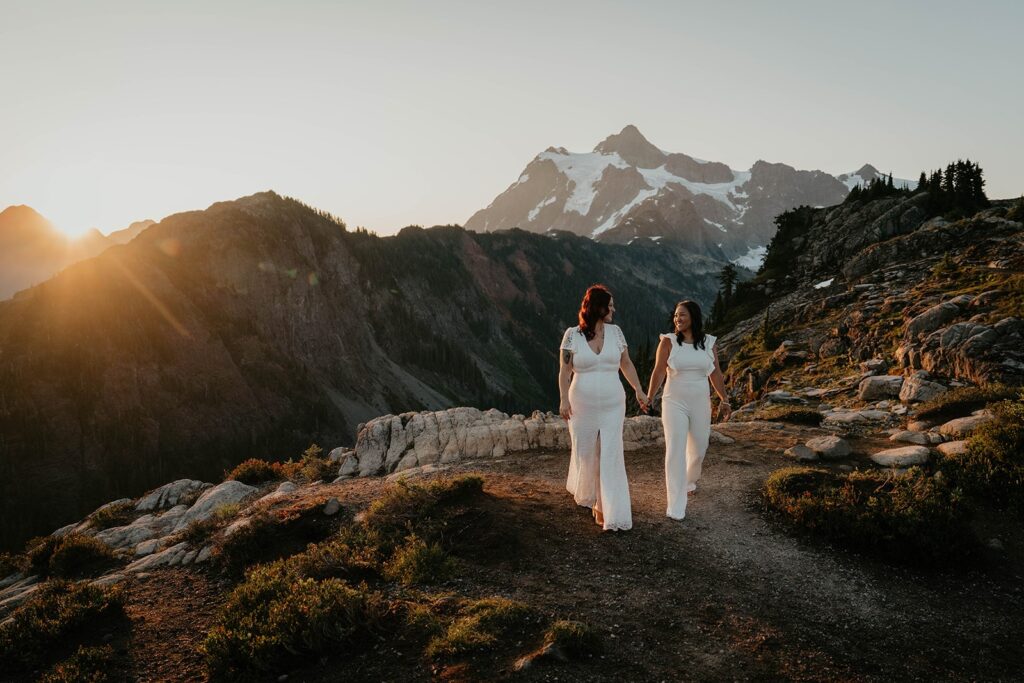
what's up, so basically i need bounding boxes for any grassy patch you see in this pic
[542,619,602,658]
[940,398,1024,515]
[214,502,338,576]
[203,562,386,679]
[89,501,136,532]
[425,597,533,659]
[762,466,977,564]
[383,535,455,585]
[0,580,125,672]
[362,475,486,555]
[39,645,118,683]
[914,384,1020,422]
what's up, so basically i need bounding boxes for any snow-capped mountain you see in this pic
[466,125,918,265]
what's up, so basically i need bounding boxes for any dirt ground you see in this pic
[111,423,1023,682]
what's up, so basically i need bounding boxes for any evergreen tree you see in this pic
[718,263,738,301]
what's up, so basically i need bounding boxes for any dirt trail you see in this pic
[433,424,1024,682]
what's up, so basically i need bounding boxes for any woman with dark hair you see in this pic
[558,284,647,531]
[644,300,731,520]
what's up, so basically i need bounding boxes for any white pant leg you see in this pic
[663,398,690,519]
[684,388,712,492]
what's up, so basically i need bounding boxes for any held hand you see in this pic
[559,399,572,421]
[635,389,649,413]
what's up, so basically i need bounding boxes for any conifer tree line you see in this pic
[708,159,991,334]
[845,159,989,217]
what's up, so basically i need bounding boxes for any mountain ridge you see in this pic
[466,125,918,264]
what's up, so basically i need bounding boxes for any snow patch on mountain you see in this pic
[732,245,767,271]
[538,149,629,216]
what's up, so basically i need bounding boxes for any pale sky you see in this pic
[2,0,1022,237]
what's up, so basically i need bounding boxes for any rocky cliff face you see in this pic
[0,191,725,550]
[715,195,1024,402]
[465,125,914,263]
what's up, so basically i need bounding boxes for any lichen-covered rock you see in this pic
[937,412,994,439]
[899,375,948,403]
[805,435,852,460]
[136,479,213,512]
[870,445,930,467]
[172,481,257,533]
[857,375,904,400]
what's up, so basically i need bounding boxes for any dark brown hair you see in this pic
[672,300,706,349]
[578,285,612,341]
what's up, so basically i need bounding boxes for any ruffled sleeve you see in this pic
[560,327,578,354]
[705,334,717,377]
[614,325,628,354]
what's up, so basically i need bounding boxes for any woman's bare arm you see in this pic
[708,346,731,421]
[558,348,574,419]
[646,337,672,403]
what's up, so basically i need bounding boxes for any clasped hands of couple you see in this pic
[630,388,732,423]
[559,387,732,422]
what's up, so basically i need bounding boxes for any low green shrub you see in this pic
[763,466,977,563]
[914,383,1019,422]
[0,581,125,671]
[25,533,116,579]
[39,645,118,683]
[425,597,533,659]
[215,504,336,576]
[362,475,485,554]
[225,458,284,485]
[287,536,382,584]
[940,399,1024,514]
[202,562,385,678]
[48,535,117,579]
[89,501,135,531]
[384,535,455,585]
[298,444,337,483]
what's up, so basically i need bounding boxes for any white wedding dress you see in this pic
[661,333,716,520]
[561,324,632,531]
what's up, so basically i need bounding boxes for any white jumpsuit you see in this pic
[561,324,632,531]
[661,332,716,520]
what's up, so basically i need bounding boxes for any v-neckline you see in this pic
[586,328,606,356]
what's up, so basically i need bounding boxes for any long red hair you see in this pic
[578,284,612,341]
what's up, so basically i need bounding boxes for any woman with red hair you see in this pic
[558,285,647,531]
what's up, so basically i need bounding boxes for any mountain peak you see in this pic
[594,125,666,168]
[854,163,880,179]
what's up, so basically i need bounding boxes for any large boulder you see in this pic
[805,435,851,460]
[918,317,1024,386]
[136,479,213,512]
[905,300,967,339]
[172,481,257,533]
[938,412,994,439]
[870,445,931,467]
[858,375,904,400]
[899,375,948,403]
